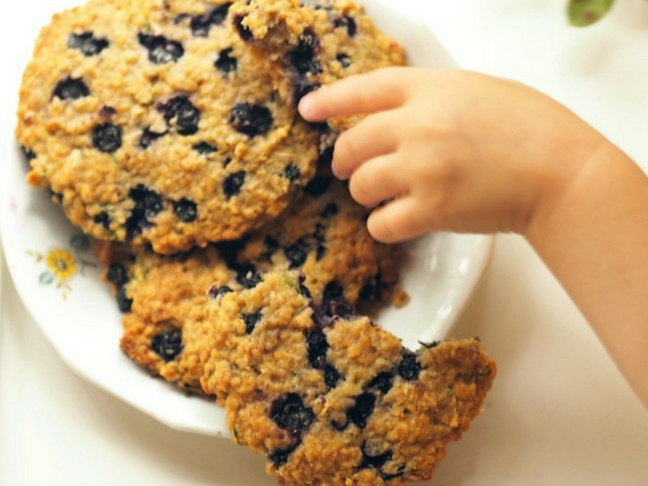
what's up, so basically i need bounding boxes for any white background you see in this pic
[2,0,648,485]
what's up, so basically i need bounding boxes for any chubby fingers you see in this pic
[347,154,407,208]
[297,66,410,122]
[332,110,400,179]
[366,197,429,243]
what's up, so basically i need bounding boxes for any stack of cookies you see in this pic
[16,0,496,484]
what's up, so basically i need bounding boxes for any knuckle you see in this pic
[333,132,358,173]
[367,211,395,243]
[349,170,375,206]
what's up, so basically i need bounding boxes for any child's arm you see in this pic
[298,67,648,408]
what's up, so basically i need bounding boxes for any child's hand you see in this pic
[302,67,648,410]
[298,67,605,243]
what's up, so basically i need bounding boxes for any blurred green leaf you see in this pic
[568,0,615,26]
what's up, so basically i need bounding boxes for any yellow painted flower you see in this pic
[44,248,78,281]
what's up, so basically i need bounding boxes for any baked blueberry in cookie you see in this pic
[228,102,273,136]
[68,31,109,56]
[189,3,232,37]
[137,32,184,64]
[52,76,90,101]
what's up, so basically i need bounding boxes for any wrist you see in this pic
[521,130,612,242]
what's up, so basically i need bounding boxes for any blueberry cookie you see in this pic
[96,241,237,394]
[96,176,404,393]
[230,0,407,130]
[17,0,318,254]
[201,272,496,486]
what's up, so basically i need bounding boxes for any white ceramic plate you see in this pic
[0,0,493,437]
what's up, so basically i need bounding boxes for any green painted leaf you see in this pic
[568,0,615,27]
[39,271,54,286]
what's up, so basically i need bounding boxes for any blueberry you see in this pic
[323,281,343,302]
[328,299,353,320]
[232,14,253,42]
[284,239,309,268]
[347,392,375,429]
[323,363,342,389]
[379,465,407,481]
[321,203,338,218]
[367,372,394,395]
[310,302,337,329]
[125,185,164,239]
[192,141,217,155]
[270,393,314,437]
[333,15,357,37]
[99,105,117,117]
[229,103,273,137]
[172,197,198,222]
[359,274,382,301]
[306,329,328,369]
[304,176,331,197]
[208,284,232,299]
[336,52,351,68]
[283,164,301,183]
[159,95,200,135]
[235,264,262,289]
[135,187,163,220]
[68,31,109,56]
[116,286,132,313]
[315,282,353,321]
[397,350,421,381]
[242,310,262,334]
[138,33,184,64]
[106,263,129,286]
[268,443,299,467]
[359,444,392,470]
[93,211,111,230]
[190,4,231,36]
[52,76,90,101]
[139,128,166,149]
[289,28,321,75]
[223,170,246,198]
[151,328,183,362]
[215,47,238,74]
[92,122,122,153]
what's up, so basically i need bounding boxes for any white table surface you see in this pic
[2,0,648,485]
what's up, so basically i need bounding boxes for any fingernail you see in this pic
[297,94,314,119]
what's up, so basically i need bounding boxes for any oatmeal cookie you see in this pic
[96,241,237,394]
[96,176,404,394]
[17,0,318,254]
[230,0,407,131]
[201,272,496,486]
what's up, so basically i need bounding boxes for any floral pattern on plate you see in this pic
[27,234,95,298]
